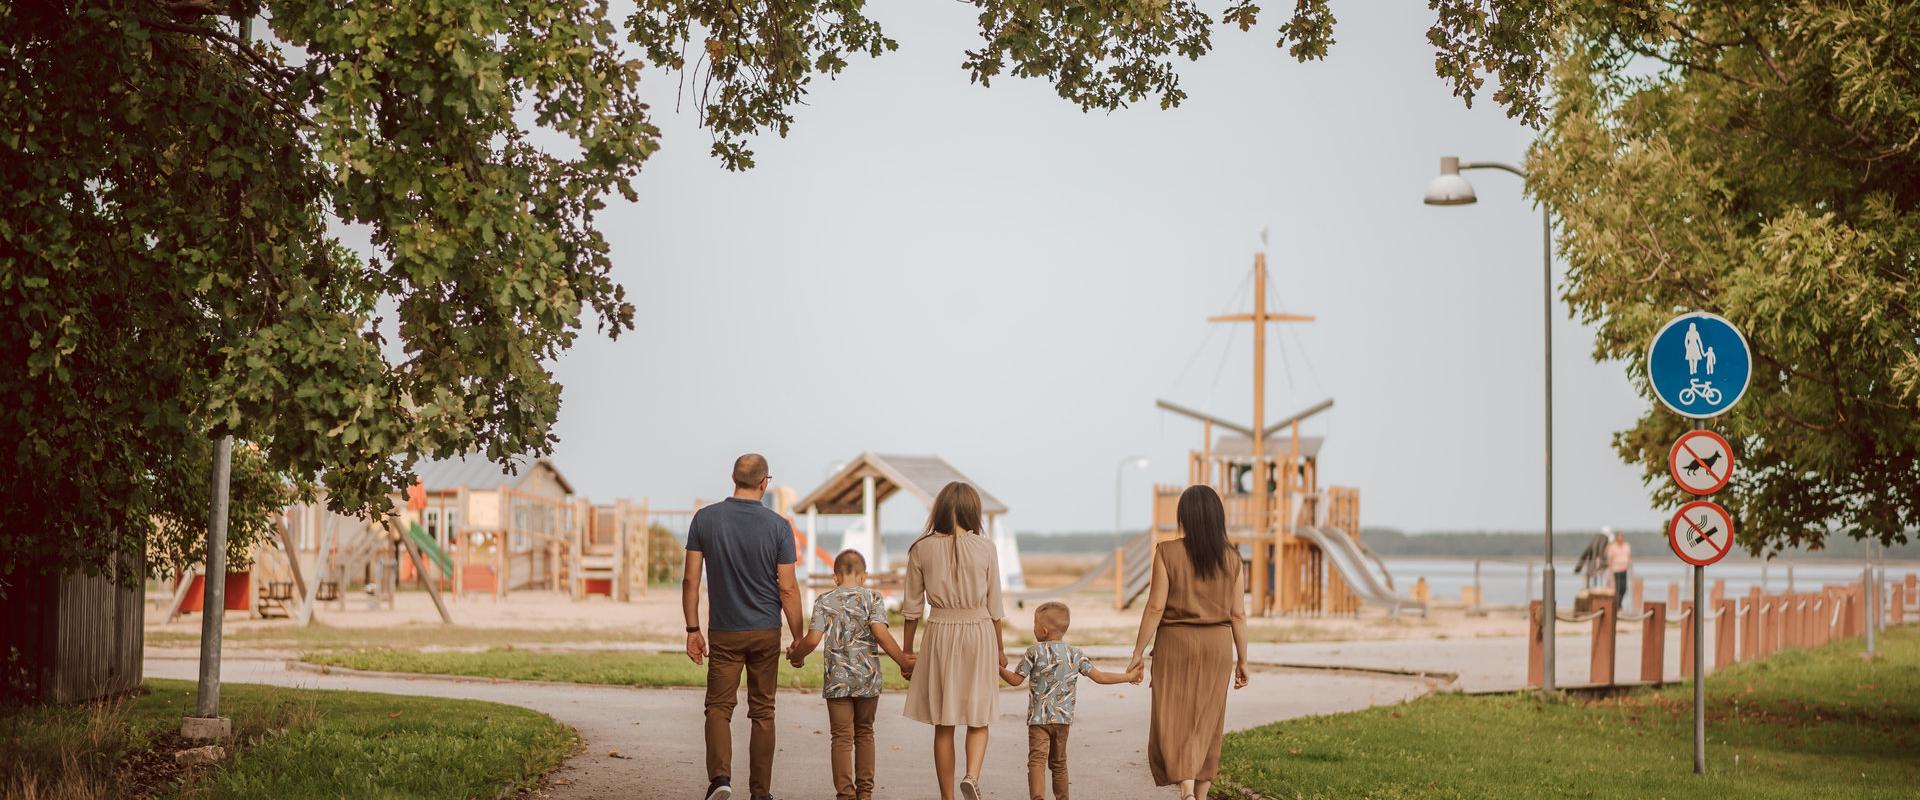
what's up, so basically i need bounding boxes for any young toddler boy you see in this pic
[999,601,1140,800]
[786,550,913,800]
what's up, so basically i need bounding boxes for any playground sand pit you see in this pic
[1015,553,1536,646]
[144,589,690,651]
[146,554,1543,653]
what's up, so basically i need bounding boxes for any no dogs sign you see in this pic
[1669,500,1734,567]
[1668,430,1734,496]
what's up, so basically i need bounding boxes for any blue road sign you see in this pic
[1648,312,1750,418]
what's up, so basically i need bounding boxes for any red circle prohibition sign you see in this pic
[1668,429,1735,496]
[1669,500,1735,567]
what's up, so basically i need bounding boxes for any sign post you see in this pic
[1649,312,1749,776]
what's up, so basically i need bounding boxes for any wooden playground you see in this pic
[1141,247,1419,617]
[162,454,687,626]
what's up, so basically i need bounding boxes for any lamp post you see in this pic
[1425,155,1558,692]
[1114,456,1150,533]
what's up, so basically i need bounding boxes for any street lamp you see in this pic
[1114,456,1150,533]
[1425,155,1558,692]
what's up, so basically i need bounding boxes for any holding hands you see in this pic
[787,634,817,668]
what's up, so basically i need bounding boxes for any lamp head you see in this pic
[1423,156,1478,206]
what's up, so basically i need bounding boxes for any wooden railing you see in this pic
[1528,571,1917,689]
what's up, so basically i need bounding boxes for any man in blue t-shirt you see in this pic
[683,453,802,800]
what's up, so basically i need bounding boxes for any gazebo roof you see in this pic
[795,453,1008,516]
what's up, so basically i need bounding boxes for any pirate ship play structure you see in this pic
[1023,244,1422,616]
[1154,246,1421,616]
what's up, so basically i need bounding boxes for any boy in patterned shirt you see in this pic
[786,550,913,800]
[999,601,1140,800]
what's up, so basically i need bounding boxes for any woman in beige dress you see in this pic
[901,482,1006,800]
[1126,484,1250,800]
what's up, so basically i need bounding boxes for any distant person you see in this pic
[683,454,803,800]
[1605,528,1632,610]
[786,550,915,800]
[901,482,1007,800]
[999,601,1141,800]
[1127,485,1249,800]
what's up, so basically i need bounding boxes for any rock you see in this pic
[174,745,226,767]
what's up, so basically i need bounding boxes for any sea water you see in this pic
[1384,557,1910,608]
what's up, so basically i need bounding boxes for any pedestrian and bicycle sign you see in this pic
[1668,430,1734,496]
[1649,311,1752,774]
[1669,499,1734,567]
[1647,312,1751,419]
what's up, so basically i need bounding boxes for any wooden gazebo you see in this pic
[793,453,1009,577]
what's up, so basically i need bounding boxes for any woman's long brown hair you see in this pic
[1177,484,1231,581]
[910,481,983,581]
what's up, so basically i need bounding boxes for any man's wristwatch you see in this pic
[686,625,701,633]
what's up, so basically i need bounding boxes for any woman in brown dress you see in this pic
[1126,484,1250,800]
[901,482,1006,800]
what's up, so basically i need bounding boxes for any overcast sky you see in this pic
[535,1,1657,535]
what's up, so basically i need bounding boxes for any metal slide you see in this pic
[1009,531,1156,605]
[1294,525,1428,617]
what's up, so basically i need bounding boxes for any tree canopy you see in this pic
[5,0,1565,582]
[1530,1,1920,552]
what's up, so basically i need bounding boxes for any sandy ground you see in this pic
[147,588,694,637]
[145,656,1428,800]
[147,584,1534,649]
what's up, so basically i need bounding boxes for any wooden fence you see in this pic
[1,555,144,704]
[1529,570,1916,689]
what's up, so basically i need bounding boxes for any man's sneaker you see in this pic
[704,777,731,800]
[958,775,980,800]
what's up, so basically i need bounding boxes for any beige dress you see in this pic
[1147,541,1243,786]
[901,531,1004,727]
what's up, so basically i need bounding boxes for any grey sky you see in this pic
[541,1,1656,534]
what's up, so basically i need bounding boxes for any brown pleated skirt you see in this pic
[1147,623,1234,786]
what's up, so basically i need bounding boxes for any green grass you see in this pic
[1218,626,1920,799]
[1,679,573,799]
[145,622,671,652]
[302,647,912,690]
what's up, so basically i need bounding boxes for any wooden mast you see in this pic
[1252,253,1269,615]
[1209,246,1313,615]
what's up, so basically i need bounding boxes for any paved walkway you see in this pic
[146,656,1426,799]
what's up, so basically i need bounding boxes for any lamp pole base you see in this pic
[180,716,231,740]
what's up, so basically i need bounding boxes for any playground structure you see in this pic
[1009,247,1418,615]
[1147,401,1419,617]
[164,453,668,625]
[793,452,1026,602]
[1143,246,1419,617]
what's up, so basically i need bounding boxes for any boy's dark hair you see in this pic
[833,549,867,578]
[1034,601,1070,637]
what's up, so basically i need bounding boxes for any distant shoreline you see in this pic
[876,529,1920,561]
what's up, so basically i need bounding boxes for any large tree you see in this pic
[2,0,1567,584]
[1529,2,1920,552]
